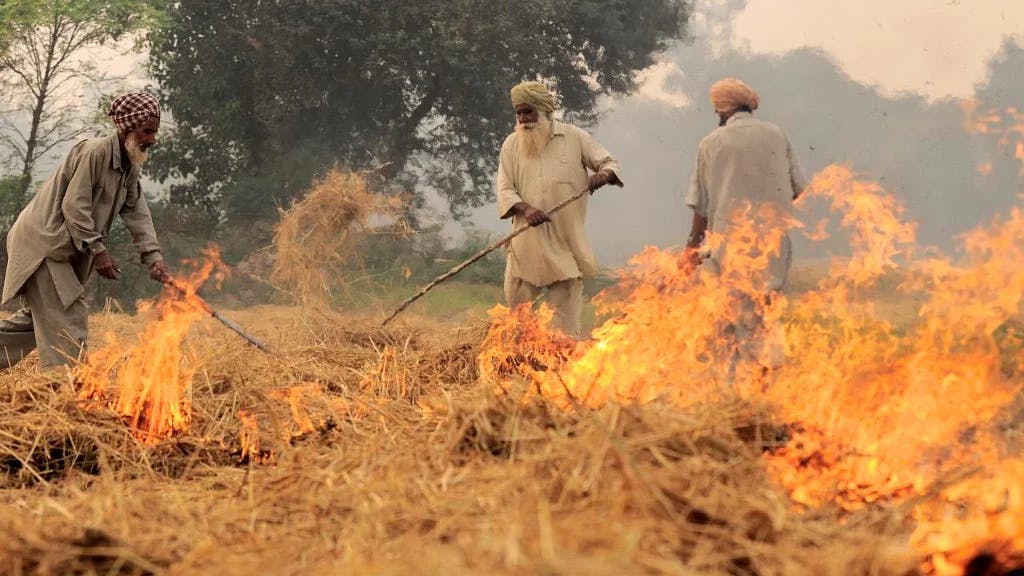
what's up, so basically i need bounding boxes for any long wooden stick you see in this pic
[381,186,591,327]
[162,277,273,354]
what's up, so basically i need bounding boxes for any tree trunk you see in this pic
[17,15,62,199]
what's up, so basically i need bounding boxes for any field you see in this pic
[2,166,1023,576]
[0,298,927,576]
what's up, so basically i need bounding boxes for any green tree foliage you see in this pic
[0,0,163,198]
[0,175,24,235]
[148,0,693,238]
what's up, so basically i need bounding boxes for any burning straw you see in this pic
[75,247,229,445]
[478,164,1024,574]
[0,307,920,575]
[271,169,400,306]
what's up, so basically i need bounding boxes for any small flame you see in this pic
[963,100,1024,175]
[268,383,326,437]
[237,410,272,464]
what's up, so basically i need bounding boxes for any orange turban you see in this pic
[709,78,759,112]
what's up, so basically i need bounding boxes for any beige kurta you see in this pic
[686,112,807,290]
[3,133,163,309]
[496,121,622,287]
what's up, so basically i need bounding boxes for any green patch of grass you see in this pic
[328,273,617,331]
[328,280,504,324]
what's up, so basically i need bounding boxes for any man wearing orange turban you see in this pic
[682,77,806,285]
[682,78,807,369]
[708,77,760,122]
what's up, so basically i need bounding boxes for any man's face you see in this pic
[129,116,160,151]
[515,104,540,128]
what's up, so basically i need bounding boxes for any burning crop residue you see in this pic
[75,247,228,445]
[480,164,1024,573]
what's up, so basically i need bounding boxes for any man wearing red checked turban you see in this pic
[0,92,169,369]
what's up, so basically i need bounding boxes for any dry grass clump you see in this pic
[270,170,400,305]
[439,385,917,575]
[0,307,921,575]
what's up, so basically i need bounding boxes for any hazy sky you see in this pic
[633,0,1024,108]
[732,0,1024,99]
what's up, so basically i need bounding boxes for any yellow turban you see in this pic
[510,81,557,113]
[709,78,759,112]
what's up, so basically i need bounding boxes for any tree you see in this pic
[0,0,163,199]
[148,0,693,242]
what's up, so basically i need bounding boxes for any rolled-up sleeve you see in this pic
[119,181,163,265]
[497,138,523,219]
[580,131,623,186]
[60,145,106,254]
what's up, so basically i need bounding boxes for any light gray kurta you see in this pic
[686,112,807,290]
[3,133,163,309]
[496,121,622,288]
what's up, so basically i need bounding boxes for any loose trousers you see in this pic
[0,263,87,369]
[504,273,584,339]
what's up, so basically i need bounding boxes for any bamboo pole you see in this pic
[381,186,591,327]
[162,276,273,354]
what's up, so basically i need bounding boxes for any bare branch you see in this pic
[20,23,46,88]
[0,55,42,99]
[0,116,29,142]
[36,128,90,157]
[0,132,28,162]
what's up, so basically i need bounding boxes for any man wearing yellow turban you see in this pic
[496,81,623,338]
[0,92,168,369]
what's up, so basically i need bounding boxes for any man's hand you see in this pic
[677,247,704,274]
[516,202,550,226]
[93,250,120,280]
[149,260,169,283]
[588,171,611,193]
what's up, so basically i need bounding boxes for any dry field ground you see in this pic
[0,298,937,576]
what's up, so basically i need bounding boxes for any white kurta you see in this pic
[686,112,807,290]
[496,121,622,287]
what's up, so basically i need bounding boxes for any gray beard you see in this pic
[516,118,553,158]
[125,134,149,168]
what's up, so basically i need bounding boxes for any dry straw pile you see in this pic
[270,170,399,305]
[0,167,936,575]
[0,307,921,576]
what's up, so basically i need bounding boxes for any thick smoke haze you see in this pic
[468,0,1024,268]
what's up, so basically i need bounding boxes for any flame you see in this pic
[913,456,1024,575]
[76,247,227,445]
[479,164,1024,572]
[268,383,326,437]
[962,99,1024,175]
[237,410,271,464]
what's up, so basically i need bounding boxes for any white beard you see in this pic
[516,117,552,158]
[125,132,149,168]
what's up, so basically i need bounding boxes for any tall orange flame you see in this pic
[76,247,227,445]
[479,164,1024,573]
